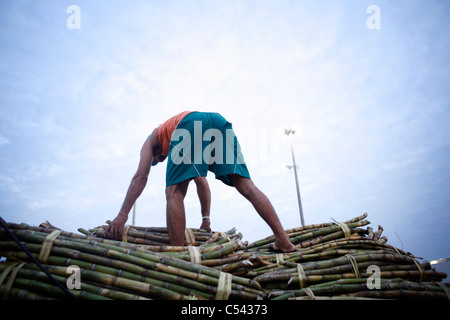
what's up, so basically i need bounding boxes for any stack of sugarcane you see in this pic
[230,213,449,300]
[0,219,264,300]
[79,222,253,271]
[1,213,448,300]
[80,222,240,247]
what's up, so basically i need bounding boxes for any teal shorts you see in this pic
[166,112,251,187]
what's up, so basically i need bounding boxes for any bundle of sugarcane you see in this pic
[224,213,449,299]
[226,213,401,276]
[251,251,446,290]
[247,213,372,251]
[81,222,239,248]
[268,278,450,300]
[0,219,264,300]
[269,277,450,300]
[77,222,250,269]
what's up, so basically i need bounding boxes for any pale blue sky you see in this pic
[0,1,449,264]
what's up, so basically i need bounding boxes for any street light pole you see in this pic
[285,128,305,226]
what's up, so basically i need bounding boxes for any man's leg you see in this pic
[166,179,191,246]
[194,177,212,232]
[230,174,296,252]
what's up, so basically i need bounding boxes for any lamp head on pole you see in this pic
[284,128,296,136]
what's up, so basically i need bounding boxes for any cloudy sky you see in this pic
[0,1,449,264]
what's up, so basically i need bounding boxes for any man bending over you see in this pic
[106,111,295,253]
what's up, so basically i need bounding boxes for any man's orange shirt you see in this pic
[157,111,193,156]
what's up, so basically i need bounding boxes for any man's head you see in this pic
[152,145,167,166]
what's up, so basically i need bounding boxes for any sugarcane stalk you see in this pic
[295,238,405,256]
[169,240,242,261]
[0,261,120,300]
[271,278,447,300]
[290,295,384,300]
[0,285,54,300]
[285,270,446,288]
[373,225,384,241]
[13,277,110,300]
[352,289,448,300]
[219,260,254,273]
[200,252,253,267]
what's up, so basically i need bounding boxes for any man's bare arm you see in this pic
[106,129,158,239]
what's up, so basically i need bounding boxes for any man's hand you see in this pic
[105,213,128,240]
[200,218,211,232]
